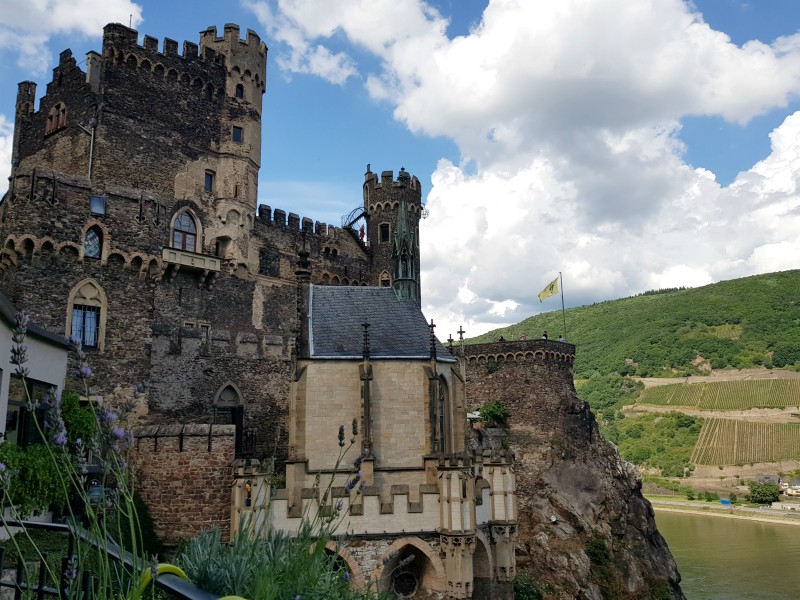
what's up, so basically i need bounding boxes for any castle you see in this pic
[1,21,687,600]
[0,22,524,599]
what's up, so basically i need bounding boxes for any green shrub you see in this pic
[513,572,544,600]
[478,400,509,426]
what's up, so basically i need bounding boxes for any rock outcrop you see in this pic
[464,340,684,599]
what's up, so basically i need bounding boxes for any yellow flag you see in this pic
[538,276,559,302]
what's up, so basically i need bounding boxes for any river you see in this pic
[655,510,800,599]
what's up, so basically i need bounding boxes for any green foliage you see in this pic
[181,526,386,600]
[478,400,509,426]
[513,571,544,600]
[601,412,701,476]
[746,481,780,504]
[576,374,643,413]
[729,493,737,504]
[0,441,66,515]
[585,536,610,565]
[697,490,720,502]
[468,270,800,378]
[61,390,99,450]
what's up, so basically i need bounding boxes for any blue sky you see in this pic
[1,0,799,338]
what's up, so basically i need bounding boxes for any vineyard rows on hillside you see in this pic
[690,418,800,465]
[638,379,800,410]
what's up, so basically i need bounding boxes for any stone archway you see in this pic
[376,537,447,598]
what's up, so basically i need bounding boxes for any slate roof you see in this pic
[309,285,454,361]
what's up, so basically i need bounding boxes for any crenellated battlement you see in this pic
[103,23,226,65]
[363,168,423,206]
[256,204,341,238]
[200,24,267,58]
[461,339,576,366]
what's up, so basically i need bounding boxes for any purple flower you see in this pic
[79,366,93,379]
[53,431,67,446]
[335,499,344,512]
[338,424,345,447]
[343,571,351,583]
[0,463,6,472]
[10,311,30,376]
[112,427,125,439]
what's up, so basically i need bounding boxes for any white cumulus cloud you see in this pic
[251,0,800,337]
[0,0,143,73]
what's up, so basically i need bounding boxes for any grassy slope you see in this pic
[469,270,800,378]
[468,270,800,473]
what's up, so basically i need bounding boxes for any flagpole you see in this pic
[559,271,567,341]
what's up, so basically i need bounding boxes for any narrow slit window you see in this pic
[204,171,215,193]
[84,227,102,259]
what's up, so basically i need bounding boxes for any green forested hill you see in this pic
[469,270,800,378]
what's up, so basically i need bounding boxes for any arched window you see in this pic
[172,212,197,252]
[235,83,244,98]
[84,226,102,259]
[67,279,107,351]
[379,271,391,287]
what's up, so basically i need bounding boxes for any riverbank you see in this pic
[650,499,800,526]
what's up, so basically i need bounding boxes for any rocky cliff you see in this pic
[464,340,684,600]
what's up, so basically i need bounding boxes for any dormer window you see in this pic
[172,212,197,252]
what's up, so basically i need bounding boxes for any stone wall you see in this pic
[130,423,235,545]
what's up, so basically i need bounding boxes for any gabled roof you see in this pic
[308,285,453,361]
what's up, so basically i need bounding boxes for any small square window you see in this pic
[90,195,106,215]
[204,171,215,193]
[232,126,243,143]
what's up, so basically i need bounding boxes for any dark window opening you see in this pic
[90,195,106,215]
[235,84,244,98]
[232,126,243,143]
[379,223,390,243]
[204,171,215,193]
[72,304,100,348]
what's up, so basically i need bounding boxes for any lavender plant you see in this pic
[0,312,156,599]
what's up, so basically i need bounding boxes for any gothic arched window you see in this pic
[67,279,107,350]
[84,226,102,259]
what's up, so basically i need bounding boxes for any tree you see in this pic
[746,482,780,504]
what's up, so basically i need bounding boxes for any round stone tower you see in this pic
[198,25,267,264]
[363,167,423,302]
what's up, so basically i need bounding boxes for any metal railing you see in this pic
[0,520,217,599]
